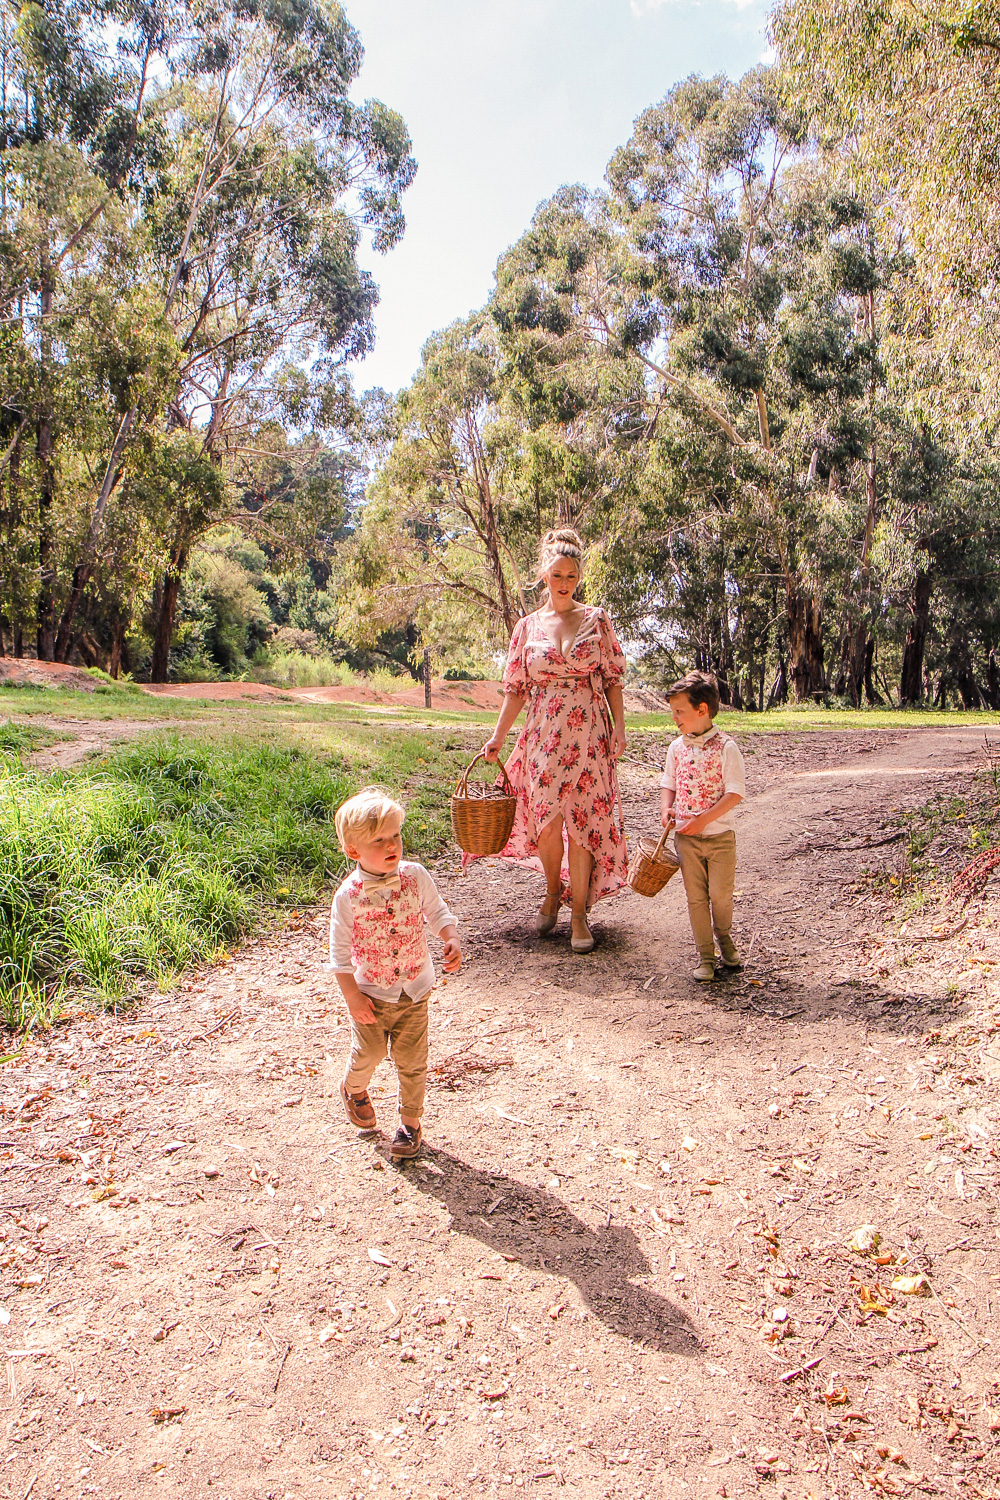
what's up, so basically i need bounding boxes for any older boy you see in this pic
[330,787,461,1159]
[660,671,746,981]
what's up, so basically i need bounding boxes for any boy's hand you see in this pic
[345,990,376,1025]
[676,812,709,836]
[441,936,462,973]
[660,810,675,830]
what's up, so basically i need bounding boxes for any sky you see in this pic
[344,0,772,395]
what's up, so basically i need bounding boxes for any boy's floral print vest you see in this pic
[674,730,732,823]
[347,866,426,987]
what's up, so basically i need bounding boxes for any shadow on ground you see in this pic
[404,1147,701,1358]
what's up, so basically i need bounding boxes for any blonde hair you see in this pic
[535,527,585,590]
[335,786,405,854]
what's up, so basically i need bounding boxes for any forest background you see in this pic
[2,0,999,709]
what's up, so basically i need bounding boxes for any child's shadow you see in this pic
[409,1148,700,1357]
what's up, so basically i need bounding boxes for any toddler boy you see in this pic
[659,671,746,981]
[330,787,461,1159]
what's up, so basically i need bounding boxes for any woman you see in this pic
[482,528,628,953]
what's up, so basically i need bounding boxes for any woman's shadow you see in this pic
[407,1147,700,1357]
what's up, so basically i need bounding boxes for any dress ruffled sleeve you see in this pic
[502,616,529,697]
[596,609,626,687]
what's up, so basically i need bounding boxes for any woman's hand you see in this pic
[482,734,504,763]
[611,723,626,759]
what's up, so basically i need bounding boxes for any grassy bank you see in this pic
[0,735,355,1029]
[0,714,480,1031]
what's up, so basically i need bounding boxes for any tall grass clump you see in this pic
[0,735,352,1029]
[250,650,358,689]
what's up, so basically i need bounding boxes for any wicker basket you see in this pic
[450,751,517,856]
[628,827,680,897]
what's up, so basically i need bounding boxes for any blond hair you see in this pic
[535,527,585,589]
[335,786,405,854]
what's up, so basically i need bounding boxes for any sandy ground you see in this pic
[3,727,1000,1500]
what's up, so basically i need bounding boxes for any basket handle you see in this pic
[455,750,513,798]
[651,827,671,860]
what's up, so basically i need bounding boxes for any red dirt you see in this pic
[0,658,99,691]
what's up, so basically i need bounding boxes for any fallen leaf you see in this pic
[848,1225,881,1255]
[681,1136,699,1152]
[368,1248,393,1267]
[891,1274,930,1296]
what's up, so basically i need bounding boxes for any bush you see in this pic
[0,735,352,1029]
[369,665,407,696]
[249,650,358,688]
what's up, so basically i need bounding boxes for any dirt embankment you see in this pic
[2,727,998,1500]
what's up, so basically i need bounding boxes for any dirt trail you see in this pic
[3,728,999,1500]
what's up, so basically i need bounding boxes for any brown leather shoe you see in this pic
[340,1082,377,1130]
[390,1123,422,1160]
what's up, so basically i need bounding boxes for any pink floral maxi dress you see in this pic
[498,606,629,906]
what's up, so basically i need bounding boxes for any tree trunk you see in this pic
[985,650,1000,712]
[956,668,983,710]
[766,654,788,708]
[423,647,432,708]
[109,618,126,680]
[899,569,931,705]
[149,557,185,683]
[863,637,882,706]
[786,584,825,702]
[36,272,56,661]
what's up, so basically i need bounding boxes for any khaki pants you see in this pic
[674,831,737,964]
[344,992,429,1119]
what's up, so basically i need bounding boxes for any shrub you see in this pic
[249,650,358,688]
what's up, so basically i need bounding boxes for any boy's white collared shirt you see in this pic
[660,725,746,835]
[329,859,455,1003]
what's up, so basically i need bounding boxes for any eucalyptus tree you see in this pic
[770,0,1000,427]
[338,315,533,666]
[0,0,414,673]
[0,0,172,656]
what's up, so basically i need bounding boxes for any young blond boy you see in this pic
[659,671,746,982]
[330,787,461,1159]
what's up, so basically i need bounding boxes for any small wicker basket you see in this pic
[628,827,680,897]
[450,751,517,856]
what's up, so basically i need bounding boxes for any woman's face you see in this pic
[544,558,581,609]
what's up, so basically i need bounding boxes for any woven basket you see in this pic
[628,828,680,897]
[450,751,517,856]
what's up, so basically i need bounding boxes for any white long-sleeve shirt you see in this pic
[660,727,746,835]
[329,860,456,1003]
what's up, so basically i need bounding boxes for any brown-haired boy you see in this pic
[659,671,746,981]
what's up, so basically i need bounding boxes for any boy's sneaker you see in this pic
[390,1123,422,1160]
[717,935,742,970]
[692,960,717,982]
[340,1082,377,1130]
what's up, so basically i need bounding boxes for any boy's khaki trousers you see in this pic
[674,830,737,964]
[344,991,429,1119]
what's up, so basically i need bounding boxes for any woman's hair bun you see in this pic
[537,528,585,578]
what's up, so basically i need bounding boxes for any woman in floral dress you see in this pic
[483,529,628,953]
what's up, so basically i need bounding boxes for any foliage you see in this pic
[0,0,415,677]
[769,0,1000,428]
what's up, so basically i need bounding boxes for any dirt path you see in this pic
[3,728,999,1500]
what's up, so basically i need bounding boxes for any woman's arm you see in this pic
[605,682,626,758]
[483,693,526,760]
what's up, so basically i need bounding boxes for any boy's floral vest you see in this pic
[347,865,426,988]
[674,729,731,822]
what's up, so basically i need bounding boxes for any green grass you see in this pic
[0,733,354,1030]
[0,719,67,756]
